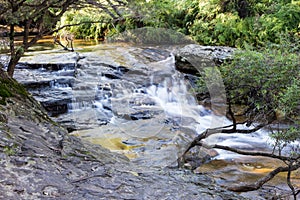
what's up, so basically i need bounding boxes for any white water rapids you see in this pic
[12,44,273,168]
[8,43,298,195]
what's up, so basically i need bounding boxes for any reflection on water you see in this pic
[196,156,300,192]
[30,36,104,52]
[0,35,104,54]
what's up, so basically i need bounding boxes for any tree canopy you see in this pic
[0,0,78,77]
[0,0,127,77]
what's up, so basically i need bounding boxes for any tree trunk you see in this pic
[7,19,28,77]
[7,54,21,77]
[7,36,24,77]
[7,24,17,77]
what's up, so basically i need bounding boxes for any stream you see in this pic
[11,42,299,195]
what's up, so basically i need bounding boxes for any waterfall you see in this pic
[14,45,273,168]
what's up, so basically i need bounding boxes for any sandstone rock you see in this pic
[174,44,235,74]
[0,70,248,199]
[183,146,219,169]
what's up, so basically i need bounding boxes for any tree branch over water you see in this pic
[226,162,300,193]
[179,98,300,194]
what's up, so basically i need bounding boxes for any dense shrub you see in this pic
[197,40,300,122]
[177,0,300,47]
[57,0,299,47]
[58,9,109,40]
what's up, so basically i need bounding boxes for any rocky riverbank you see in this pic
[0,68,248,199]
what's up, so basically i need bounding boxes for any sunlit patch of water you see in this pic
[195,156,300,191]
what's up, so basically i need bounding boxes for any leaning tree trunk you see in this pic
[7,42,24,77]
[7,53,22,77]
[7,20,30,77]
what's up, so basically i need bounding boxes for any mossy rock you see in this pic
[0,69,28,105]
[0,82,13,104]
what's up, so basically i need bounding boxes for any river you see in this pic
[8,39,299,196]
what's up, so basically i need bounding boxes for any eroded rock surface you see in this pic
[0,69,248,199]
[174,44,235,74]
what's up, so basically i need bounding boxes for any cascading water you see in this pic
[11,44,299,195]
[14,44,273,167]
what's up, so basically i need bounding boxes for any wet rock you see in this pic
[22,77,75,89]
[183,146,219,170]
[129,110,154,120]
[174,44,235,75]
[129,96,156,106]
[97,83,111,91]
[141,48,171,62]
[29,88,73,117]
[102,72,122,79]
[0,50,266,199]
[55,108,112,130]
[22,80,52,89]
[42,102,68,117]
[101,64,129,79]
[175,56,200,75]
[124,69,149,86]
[18,62,76,71]
[42,185,59,197]
[101,63,129,73]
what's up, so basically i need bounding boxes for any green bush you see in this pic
[58,9,109,40]
[55,0,300,47]
[197,40,300,121]
[178,0,300,47]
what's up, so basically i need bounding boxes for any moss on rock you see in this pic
[0,69,28,105]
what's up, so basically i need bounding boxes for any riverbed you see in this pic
[8,39,300,198]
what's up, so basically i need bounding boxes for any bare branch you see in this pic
[48,19,118,35]
[180,122,268,158]
[226,162,300,192]
[206,143,291,161]
[85,0,119,19]
[287,163,297,200]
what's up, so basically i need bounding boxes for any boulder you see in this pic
[182,146,219,170]
[174,44,235,75]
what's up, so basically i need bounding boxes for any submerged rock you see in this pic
[183,146,219,170]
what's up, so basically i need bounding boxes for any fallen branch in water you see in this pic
[178,102,300,197]
[178,121,269,165]
[226,161,300,194]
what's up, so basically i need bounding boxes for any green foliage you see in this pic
[108,27,193,45]
[0,0,78,77]
[270,125,300,157]
[271,126,300,144]
[277,77,300,118]
[58,0,178,39]
[175,0,300,47]
[196,39,299,154]
[0,81,13,105]
[54,0,299,47]
[126,0,176,28]
[0,78,28,105]
[102,0,179,37]
[3,143,19,156]
[197,39,300,122]
[221,43,299,120]
[58,9,109,40]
